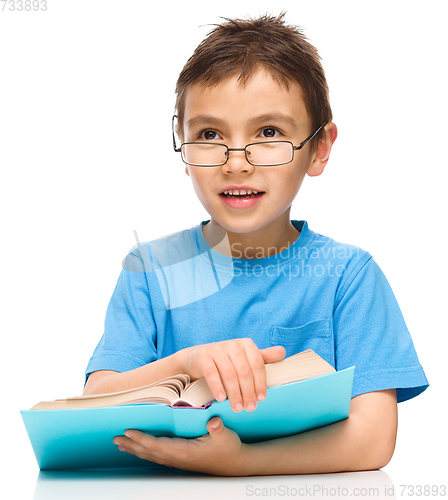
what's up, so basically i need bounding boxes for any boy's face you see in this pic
[181,67,331,236]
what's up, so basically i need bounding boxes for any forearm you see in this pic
[83,349,189,395]
[240,391,397,476]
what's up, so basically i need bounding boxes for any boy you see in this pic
[83,14,428,476]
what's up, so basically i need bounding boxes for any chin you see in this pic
[209,215,277,235]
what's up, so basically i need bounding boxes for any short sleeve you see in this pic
[333,255,428,402]
[84,247,157,383]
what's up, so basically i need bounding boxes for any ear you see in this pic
[307,122,338,177]
[173,118,184,147]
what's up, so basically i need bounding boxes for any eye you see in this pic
[198,129,222,141]
[259,127,281,139]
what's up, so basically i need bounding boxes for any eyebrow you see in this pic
[186,115,226,128]
[248,113,297,128]
[186,113,297,128]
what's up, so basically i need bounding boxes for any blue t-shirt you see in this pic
[85,220,428,403]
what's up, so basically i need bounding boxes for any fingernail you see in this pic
[217,392,226,401]
[257,393,265,401]
[235,402,243,411]
[246,402,256,411]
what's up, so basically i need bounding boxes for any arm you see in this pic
[83,350,186,396]
[240,388,397,475]
[115,389,397,476]
[84,339,286,414]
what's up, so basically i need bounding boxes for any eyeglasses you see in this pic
[172,115,326,167]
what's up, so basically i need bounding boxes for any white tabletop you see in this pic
[33,469,393,500]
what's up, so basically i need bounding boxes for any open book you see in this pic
[21,350,355,470]
[30,349,335,410]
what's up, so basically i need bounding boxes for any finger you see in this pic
[206,416,223,434]
[260,345,286,364]
[216,343,259,412]
[212,350,245,412]
[114,433,151,457]
[123,429,169,451]
[115,430,177,463]
[198,353,228,403]
[229,344,260,411]
[244,344,269,404]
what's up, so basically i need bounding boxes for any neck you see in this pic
[202,214,300,260]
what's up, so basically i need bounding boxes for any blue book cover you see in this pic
[21,367,354,470]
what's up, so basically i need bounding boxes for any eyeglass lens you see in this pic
[181,142,293,166]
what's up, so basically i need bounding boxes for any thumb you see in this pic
[207,416,224,435]
[260,345,286,364]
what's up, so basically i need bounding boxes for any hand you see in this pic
[180,339,286,412]
[114,417,249,476]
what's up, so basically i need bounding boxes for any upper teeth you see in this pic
[223,189,258,195]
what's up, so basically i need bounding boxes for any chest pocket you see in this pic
[270,319,334,367]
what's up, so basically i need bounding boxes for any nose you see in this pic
[221,147,254,174]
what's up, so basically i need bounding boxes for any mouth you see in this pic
[219,190,266,210]
[219,191,265,199]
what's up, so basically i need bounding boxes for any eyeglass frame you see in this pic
[172,115,327,167]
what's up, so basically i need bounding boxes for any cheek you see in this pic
[271,166,306,197]
[187,171,214,202]
[189,172,205,191]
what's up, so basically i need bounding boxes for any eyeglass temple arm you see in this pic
[172,115,181,152]
[294,122,327,151]
[172,116,327,153]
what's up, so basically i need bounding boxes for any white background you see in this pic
[1,0,447,498]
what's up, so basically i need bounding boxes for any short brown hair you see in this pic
[174,12,332,150]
